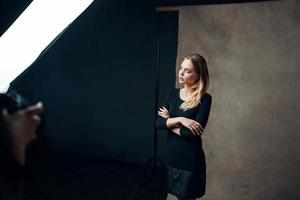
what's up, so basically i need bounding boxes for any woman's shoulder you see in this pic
[201,92,212,103]
[163,88,180,101]
[203,92,212,98]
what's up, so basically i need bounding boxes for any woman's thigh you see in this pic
[167,193,196,200]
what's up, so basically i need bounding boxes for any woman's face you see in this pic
[178,59,199,86]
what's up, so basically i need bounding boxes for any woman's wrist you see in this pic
[177,117,183,125]
[171,127,181,135]
[166,117,182,128]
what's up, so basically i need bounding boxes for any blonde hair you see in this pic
[180,54,209,111]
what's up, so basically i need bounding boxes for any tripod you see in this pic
[128,14,166,200]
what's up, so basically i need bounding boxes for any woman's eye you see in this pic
[179,67,191,73]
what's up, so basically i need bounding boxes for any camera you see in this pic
[0,91,29,114]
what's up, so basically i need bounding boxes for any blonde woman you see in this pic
[156,54,212,200]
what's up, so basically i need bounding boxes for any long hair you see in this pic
[180,54,209,111]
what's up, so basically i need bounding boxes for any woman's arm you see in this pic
[170,127,181,135]
[179,94,212,139]
[158,106,203,135]
[166,117,182,129]
[156,90,212,138]
[155,89,173,129]
[159,112,203,135]
[157,106,182,129]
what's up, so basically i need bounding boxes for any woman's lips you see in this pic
[179,77,183,81]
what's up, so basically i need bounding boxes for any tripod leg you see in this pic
[128,158,152,200]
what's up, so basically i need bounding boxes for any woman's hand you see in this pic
[157,107,203,136]
[158,106,170,119]
[158,107,182,129]
[1,102,44,165]
[180,117,203,135]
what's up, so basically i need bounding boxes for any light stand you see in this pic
[128,13,166,200]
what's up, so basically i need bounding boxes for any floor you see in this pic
[23,151,167,200]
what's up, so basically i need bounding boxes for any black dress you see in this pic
[156,88,212,199]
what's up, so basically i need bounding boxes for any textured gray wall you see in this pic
[177,0,300,199]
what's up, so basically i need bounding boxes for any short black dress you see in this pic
[156,88,212,199]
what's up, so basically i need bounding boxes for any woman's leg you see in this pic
[166,193,177,200]
[178,199,196,200]
[178,198,196,200]
[167,193,196,200]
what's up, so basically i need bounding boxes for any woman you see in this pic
[156,54,212,200]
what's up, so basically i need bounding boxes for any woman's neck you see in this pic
[182,85,193,95]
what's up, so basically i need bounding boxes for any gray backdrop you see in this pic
[176,0,300,199]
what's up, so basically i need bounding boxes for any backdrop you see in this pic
[176,0,300,199]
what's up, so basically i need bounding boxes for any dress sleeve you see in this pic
[155,89,173,129]
[179,94,212,139]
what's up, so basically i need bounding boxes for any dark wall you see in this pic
[0,0,32,36]
[156,12,178,163]
[10,0,178,164]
